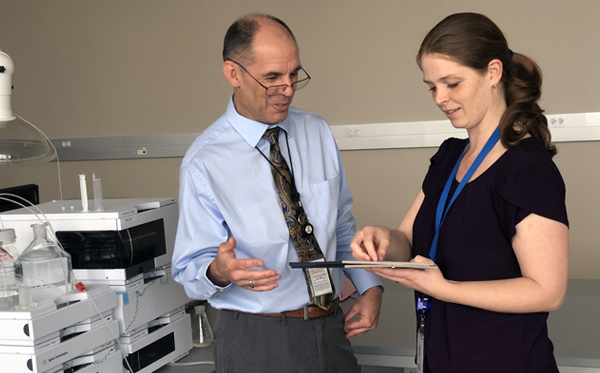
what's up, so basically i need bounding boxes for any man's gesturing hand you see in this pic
[207,237,281,291]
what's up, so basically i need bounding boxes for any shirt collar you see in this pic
[226,95,292,148]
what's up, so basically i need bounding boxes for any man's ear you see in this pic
[487,59,503,88]
[223,60,241,88]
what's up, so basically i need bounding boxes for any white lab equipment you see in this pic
[0,198,177,281]
[0,284,119,373]
[0,198,193,372]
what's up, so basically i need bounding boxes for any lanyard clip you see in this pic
[417,296,430,313]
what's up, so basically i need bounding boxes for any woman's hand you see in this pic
[367,255,450,299]
[350,225,392,262]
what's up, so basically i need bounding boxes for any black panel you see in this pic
[56,219,166,271]
[124,332,176,372]
[0,184,39,213]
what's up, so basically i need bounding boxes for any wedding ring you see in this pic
[249,280,254,289]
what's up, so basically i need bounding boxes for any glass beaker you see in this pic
[192,304,214,348]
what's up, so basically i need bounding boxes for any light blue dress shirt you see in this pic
[172,97,382,313]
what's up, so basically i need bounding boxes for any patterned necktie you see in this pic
[263,127,334,310]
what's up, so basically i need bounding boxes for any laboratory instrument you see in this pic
[0,284,119,373]
[0,197,193,373]
[1,198,178,283]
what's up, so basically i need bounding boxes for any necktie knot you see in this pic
[263,127,281,146]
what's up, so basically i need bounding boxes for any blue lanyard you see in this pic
[428,126,501,262]
[418,127,500,315]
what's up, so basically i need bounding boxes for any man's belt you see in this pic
[225,298,339,320]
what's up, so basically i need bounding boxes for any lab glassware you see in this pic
[92,173,104,211]
[192,304,214,348]
[0,229,20,310]
[16,223,73,304]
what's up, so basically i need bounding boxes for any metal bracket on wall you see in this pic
[51,113,600,161]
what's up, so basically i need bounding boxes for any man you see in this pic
[172,13,382,373]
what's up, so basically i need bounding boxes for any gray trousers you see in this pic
[213,306,360,373]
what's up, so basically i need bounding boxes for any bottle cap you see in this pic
[194,305,206,313]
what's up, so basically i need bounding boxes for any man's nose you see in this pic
[281,84,294,97]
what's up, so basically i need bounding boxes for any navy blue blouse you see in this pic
[412,136,568,373]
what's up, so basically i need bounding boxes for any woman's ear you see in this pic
[487,59,503,88]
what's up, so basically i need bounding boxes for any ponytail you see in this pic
[500,52,556,156]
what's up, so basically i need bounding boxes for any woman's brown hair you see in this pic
[417,12,556,156]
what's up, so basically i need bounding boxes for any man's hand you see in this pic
[343,286,382,339]
[207,237,281,291]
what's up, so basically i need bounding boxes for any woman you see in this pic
[351,12,569,373]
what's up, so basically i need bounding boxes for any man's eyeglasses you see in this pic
[227,59,311,96]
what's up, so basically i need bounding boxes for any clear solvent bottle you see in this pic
[16,223,73,304]
[0,229,20,310]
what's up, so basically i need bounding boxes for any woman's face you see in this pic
[421,53,496,131]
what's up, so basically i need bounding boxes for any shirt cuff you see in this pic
[201,260,231,298]
[345,267,385,295]
[179,259,230,300]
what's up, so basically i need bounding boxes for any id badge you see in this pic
[307,259,333,297]
[417,316,425,373]
[416,297,429,373]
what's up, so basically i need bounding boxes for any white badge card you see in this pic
[308,259,333,296]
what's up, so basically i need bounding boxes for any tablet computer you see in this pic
[289,261,437,269]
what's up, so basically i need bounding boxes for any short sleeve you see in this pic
[422,138,466,194]
[499,157,569,237]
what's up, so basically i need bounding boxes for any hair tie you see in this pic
[508,49,514,58]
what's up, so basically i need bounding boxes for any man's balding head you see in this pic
[222,14,297,65]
